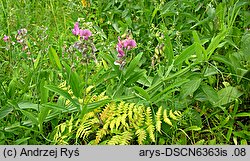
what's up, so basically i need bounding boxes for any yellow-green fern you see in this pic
[156,106,163,133]
[145,107,155,142]
[52,100,183,145]
[108,131,132,145]
[136,128,147,145]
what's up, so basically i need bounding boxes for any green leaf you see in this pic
[147,64,195,93]
[133,86,150,101]
[14,137,31,145]
[215,86,243,107]
[208,138,217,145]
[150,7,159,23]
[44,85,80,110]
[241,34,250,60]
[206,29,227,59]
[21,110,39,125]
[204,67,218,77]
[49,47,62,70]
[82,98,111,114]
[174,43,196,66]
[191,17,211,29]
[0,106,13,119]
[235,112,250,117]
[201,84,219,105]
[40,79,49,104]
[62,61,81,98]
[100,53,120,76]
[112,23,120,33]
[195,139,205,145]
[42,103,68,111]
[164,31,174,64]
[211,55,234,67]
[125,70,145,86]
[192,31,206,61]
[151,79,189,103]
[180,77,202,99]
[93,25,107,39]
[38,105,49,129]
[34,52,41,69]
[137,75,152,87]
[18,102,39,111]
[125,52,143,78]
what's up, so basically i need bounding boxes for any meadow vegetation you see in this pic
[0,0,249,145]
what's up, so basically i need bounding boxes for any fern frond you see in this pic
[100,102,115,121]
[107,131,132,145]
[120,131,132,145]
[145,107,155,142]
[109,118,116,130]
[117,101,125,115]
[156,106,163,133]
[107,135,120,145]
[95,128,108,144]
[115,116,122,130]
[169,109,178,120]
[76,112,99,139]
[132,105,144,129]
[163,109,173,126]
[128,103,134,121]
[53,118,75,145]
[121,113,128,128]
[136,128,147,145]
[145,107,153,126]
[174,110,182,117]
[147,125,156,142]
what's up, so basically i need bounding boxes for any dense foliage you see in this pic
[0,0,249,145]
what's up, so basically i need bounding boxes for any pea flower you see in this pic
[80,29,92,40]
[72,22,92,40]
[116,47,125,58]
[116,37,125,58]
[3,35,10,42]
[115,36,136,69]
[123,39,136,50]
[115,36,136,58]
[72,22,80,35]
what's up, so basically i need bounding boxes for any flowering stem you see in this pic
[83,59,89,102]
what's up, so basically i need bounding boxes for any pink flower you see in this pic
[116,37,125,57]
[79,29,92,40]
[3,35,10,42]
[3,35,9,42]
[117,37,123,47]
[123,39,136,50]
[116,46,125,58]
[72,22,80,35]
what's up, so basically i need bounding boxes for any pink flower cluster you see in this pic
[116,37,136,58]
[114,36,136,69]
[72,22,92,40]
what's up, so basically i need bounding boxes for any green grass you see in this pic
[0,0,249,145]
